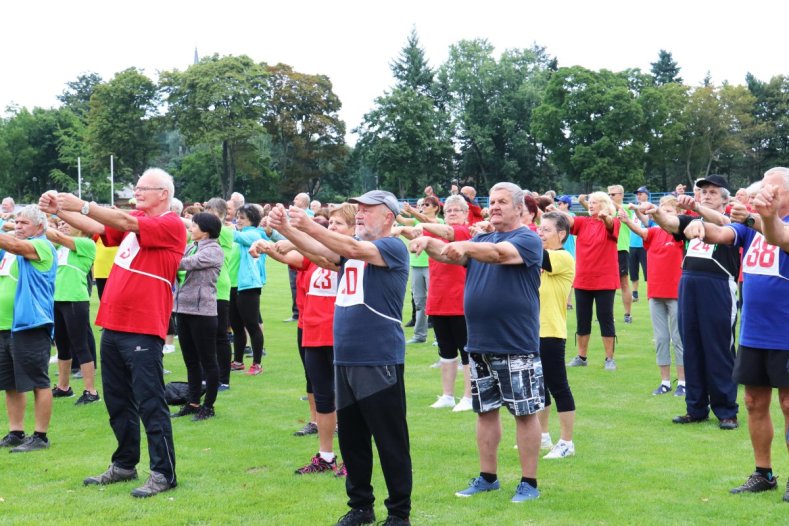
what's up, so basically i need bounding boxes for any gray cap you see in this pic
[348,190,401,216]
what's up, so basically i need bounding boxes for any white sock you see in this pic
[542,432,551,441]
[558,439,573,447]
[319,451,335,463]
[661,380,671,387]
[678,380,686,386]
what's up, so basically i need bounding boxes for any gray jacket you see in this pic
[174,238,224,316]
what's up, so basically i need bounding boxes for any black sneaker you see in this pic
[730,472,777,494]
[75,391,101,405]
[719,418,738,430]
[52,386,74,398]
[0,433,25,448]
[672,414,709,424]
[171,404,200,418]
[192,405,215,421]
[378,517,411,526]
[244,346,253,357]
[336,507,375,526]
[403,319,415,328]
[131,471,176,498]
[10,435,49,453]
[783,479,789,502]
[84,463,138,485]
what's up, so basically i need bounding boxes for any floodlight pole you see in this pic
[110,155,114,207]
[77,157,82,199]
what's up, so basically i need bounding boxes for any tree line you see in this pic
[1,32,787,204]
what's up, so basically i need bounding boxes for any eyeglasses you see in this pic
[608,193,621,196]
[444,208,464,214]
[134,186,164,193]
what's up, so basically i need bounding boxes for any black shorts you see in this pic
[0,328,52,392]
[733,345,789,387]
[617,251,629,277]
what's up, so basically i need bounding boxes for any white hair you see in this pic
[230,192,245,207]
[141,168,175,205]
[489,182,525,211]
[765,167,789,190]
[16,205,47,228]
[443,194,468,212]
[170,197,184,215]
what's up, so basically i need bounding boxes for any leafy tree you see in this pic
[86,68,160,192]
[58,72,103,120]
[160,54,269,198]
[532,66,646,191]
[746,73,789,179]
[650,50,682,86]
[639,82,690,191]
[262,63,348,200]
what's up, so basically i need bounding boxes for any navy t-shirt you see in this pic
[333,237,408,365]
[464,227,543,355]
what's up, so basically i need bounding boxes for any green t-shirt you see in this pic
[228,241,240,288]
[216,226,234,300]
[616,208,632,251]
[0,239,56,330]
[409,218,443,268]
[54,237,96,302]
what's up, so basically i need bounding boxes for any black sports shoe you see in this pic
[378,517,411,526]
[10,435,49,453]
[52,386,74,398]
[171,404,200,418]
[403,319,415,328]
[75,391,101,405]
[84,464,138,485]
[719,418,738,430]
[672,414,709,424]
[730,472,777,494]
[783,479,789,502]
[0,433,25,448]
[335,507,375,526]
[192,406,215,421]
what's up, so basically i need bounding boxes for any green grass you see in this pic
[1,262,788,525]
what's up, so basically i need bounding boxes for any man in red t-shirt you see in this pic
[40,168,185,498]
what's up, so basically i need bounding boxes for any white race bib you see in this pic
[686,238,714,260]
[335,259,366,307]
[114,232,141,270]
[0,252,16,277]
[308,266,338,297]
[57,246,71,266]
[742,233,781,277]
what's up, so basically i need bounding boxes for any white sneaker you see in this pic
[452,397,473,412]
[162,344,176,354]
[544,441,575,459]
[430,395,456,409]
[540,433,553,450]
[429,360,441,369]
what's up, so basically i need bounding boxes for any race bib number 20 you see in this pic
[335,259,366,307]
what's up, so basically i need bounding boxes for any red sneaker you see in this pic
[230,361,245,371]
[295,454,337,475]
[246,363,263,376]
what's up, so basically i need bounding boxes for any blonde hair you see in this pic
[329,203,357,227]
[588,191,616,216]
[659,195,681,212]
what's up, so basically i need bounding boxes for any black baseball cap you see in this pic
[695,174,729,191]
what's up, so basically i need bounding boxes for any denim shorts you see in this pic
[469,352,544,416]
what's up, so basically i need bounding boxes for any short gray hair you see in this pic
[230,192,245,207]
[765,167,789,190]
[170,197,183,215]
[16,205,47,228]
[443,194,468,212]
[141,168,175,205]
[204,197,228,219]
[489,182,524,211]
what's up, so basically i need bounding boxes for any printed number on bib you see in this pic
[335,259,366,307]
[308,266,338,297]
[0,252,16,277]
[743,233,780,276]
[686,238,714,260]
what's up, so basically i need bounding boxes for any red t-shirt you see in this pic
[643,227,684,299]
[301,258,337,347]
[467,201,484,225]
[295,263,309,330]
[426,225,471,316]
[571,216,620,290]
[97,210,186,339]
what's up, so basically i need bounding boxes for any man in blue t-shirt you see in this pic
[683,167,789,499]
[268,191,411,526]
[411,182,545,504]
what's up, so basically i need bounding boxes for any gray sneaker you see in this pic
[0,433,25,448]
[604,358,617,371]
[567,356,587,367]
[84,464,138,486]
[9,435,49,453]
[131,471,175,498]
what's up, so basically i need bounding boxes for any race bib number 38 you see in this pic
[335,259,366,307]
[743,233,780,277]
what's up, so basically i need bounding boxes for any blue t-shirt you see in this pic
[562,212,576,258]
[628,217,654,248]
[464,227,543,355]
[728,220,789,351]
[333,237,408,365]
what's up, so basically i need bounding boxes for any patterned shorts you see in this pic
[469,352,545,416]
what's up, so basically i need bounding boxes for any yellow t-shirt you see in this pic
[539,249,575,339]
[93,236,119,279]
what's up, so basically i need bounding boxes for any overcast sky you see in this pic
[3,0,786,144]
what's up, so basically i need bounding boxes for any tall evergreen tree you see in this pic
[390,28,434,94]
[650,50,682,85]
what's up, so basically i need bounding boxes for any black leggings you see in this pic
[297,328,312,394]
[540,337,576,412]
[54,301,95,364]
[305,346,334,413]
[177,313,219,409]
[229,287,264,364]
[575,288,616,337]
[216,300,231,385]
[431,315,469,365]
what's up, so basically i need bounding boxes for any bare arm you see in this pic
[45,228,77,251]
[677,194,729,226]
[420,222,456,241]
[409,236,460,265]
[754,184,789,251]
[0,235,40,260]
[645,202,681,234]
[55,193,141,233]
[683,220,735,245]
[266,205,341,265]
[578,194,589,211]
[617,209,647,240]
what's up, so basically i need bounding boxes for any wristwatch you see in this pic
[80,201,90,215]
[744,214,755,228]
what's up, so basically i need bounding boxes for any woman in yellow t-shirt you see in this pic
[536,211,577,459]
[92,235,118,300]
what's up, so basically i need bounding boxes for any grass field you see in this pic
[1,259,788,525]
